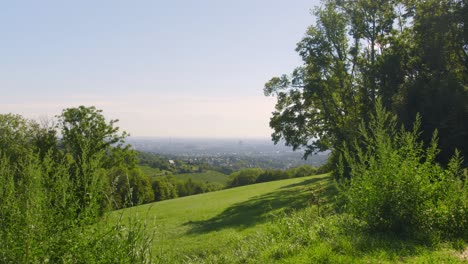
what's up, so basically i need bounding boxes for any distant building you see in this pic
[168,160,175,166]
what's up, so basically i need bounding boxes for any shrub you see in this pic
[228,168,264,187]
[152,176,178,201]
[0,150,153,263]
[288,165,318,178]
[256,169,289,183]
[109,166,154,208]
[339,102,468,240]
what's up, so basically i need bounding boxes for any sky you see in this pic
[0,0,319,138]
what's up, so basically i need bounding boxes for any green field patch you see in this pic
[139,165,169,177]
[114,174,330,261]
[184,176,330,234]
[139,165,229,185]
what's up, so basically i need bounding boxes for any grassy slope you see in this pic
[114,174,464,263]
[115,174,329,259]
[139,165,229,184]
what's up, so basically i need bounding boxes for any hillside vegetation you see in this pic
[117,173,465,263]
[141,165,229,185]
[115,174,332,262]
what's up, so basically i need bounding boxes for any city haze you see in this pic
[0,0,319,138]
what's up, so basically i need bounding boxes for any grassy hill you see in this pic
[113,174,465,263]
[139,165,168,177]
[140,165,229,184]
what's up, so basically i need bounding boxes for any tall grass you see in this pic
[0,151,153,263]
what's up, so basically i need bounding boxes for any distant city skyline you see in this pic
[0,0,319,138]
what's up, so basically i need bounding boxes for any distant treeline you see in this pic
[228,165,321,188]
[138,151,213,174]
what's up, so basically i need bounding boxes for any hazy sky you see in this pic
[0,0,319,138]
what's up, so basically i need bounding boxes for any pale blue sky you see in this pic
[0,0,319,138]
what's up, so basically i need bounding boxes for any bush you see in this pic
[339,103,468,240]
[0,108,153,262]
[288,165,318,178]
[228,168,264,187]
[256,169,289,183]
[109,166,154,208]
[152,176,178,201]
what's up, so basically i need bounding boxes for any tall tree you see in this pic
[56,106,135,216]
[395,0,468,164]
[265,0,468,172]
[264,0,399,162]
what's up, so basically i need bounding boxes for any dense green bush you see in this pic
[108,166,154,208]
[228,168,264,187]
[152,176,178,201]
[288,165,318,178]
[255,169,289,183]
[340,103,468,240]
[0,152,153,263]
[0,109,153,263]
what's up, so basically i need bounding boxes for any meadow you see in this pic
[114,174,466,263]
[140,165,229,185]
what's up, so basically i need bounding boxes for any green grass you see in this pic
[139,165,168,177]
[114,174,465,263]
[114,174,329,260]
[139,165,229,184]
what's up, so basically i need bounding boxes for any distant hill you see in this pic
[139,165,229,185]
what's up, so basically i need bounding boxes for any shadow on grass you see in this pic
[184,177,336,235]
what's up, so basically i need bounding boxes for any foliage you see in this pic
[0,108,153,262]
[263,0,396,157]
[228,165,318,187]
[264,0,468,170]
[393,0,468,164]
[339,103,468,239]
[54,106,148,215]
[288,164,318,178]
[108,166,154,208]
[0,151,152,263]
[173,170,229,185]
[117,174,464,263]
[176,178,207,197]
[138,152,174,172]
[152,176,178,201]
[228,168,264,187]
[0,114,51,161]
[57,106,130,165]
[255,169,289,183]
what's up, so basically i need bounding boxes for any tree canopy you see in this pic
[265,0,468,169]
